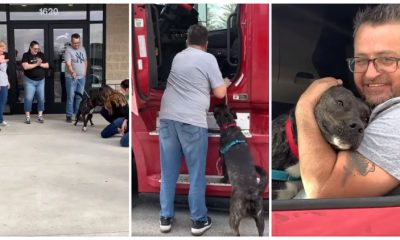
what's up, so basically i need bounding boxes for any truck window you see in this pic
[196,4,237,31]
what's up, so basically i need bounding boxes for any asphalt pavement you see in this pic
[131,194,269,236]
[0,114,129,236]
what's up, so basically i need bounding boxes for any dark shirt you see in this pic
[112,103,129,120]
[21,51,47,80]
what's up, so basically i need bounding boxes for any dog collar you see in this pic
[221,122,237,131]
[285,116,299,159]
[272,169,301,181]
[220,139,247,154]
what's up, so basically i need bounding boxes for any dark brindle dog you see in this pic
[74,88,104,132]
[213,104,268,236]
[272,86,371,200]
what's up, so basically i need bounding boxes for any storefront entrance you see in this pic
[8,23,88,114]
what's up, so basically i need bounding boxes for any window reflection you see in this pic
[90,4,103,21]
[53,29,83,103]
[14,29,45,103]
[90,23,103,87]
[0,4,5,22]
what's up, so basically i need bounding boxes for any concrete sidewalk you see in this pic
[0,114,129,236]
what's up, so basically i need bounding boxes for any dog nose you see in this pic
[349,122,363,134]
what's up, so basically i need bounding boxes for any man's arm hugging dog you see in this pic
[272,81,371,199]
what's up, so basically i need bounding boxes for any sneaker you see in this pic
[38,116,44,124]
[66,116,72,123]
[25,116,31,124]
[160,217,173,233]
[0,121,7,126]
[191,216,212,236]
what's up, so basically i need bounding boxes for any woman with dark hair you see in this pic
[21,41,49,124]
[99,85,116,123]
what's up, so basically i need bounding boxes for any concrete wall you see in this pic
[106,4,129,86]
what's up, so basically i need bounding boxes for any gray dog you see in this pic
[272,86,371,200]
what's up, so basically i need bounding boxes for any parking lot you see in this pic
[132,194,269,236]
[0,114,129,236]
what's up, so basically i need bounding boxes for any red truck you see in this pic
[131,4,269,204]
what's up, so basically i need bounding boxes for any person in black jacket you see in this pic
[100,91,129,147]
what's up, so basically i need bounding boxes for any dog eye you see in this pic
[363,116,369,123]
[336,100,344,106]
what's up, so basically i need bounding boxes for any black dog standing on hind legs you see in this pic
[213,103,268,236]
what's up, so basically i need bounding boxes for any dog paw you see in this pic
[82,127,87,132]
[91,124,95,127]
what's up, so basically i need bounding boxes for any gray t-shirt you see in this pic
[357,97,400,180]
[159,47,225,128]
[64,46,87,78]
[0,62,7,87]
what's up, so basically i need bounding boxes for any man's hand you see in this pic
[72,72,77,80]
[7,81,10,89]
[297,77,342,112]
[224,77,232,88]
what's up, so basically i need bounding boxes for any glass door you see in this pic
[8,24,47,114]
[8,23,88,114]
[48,24,87,112]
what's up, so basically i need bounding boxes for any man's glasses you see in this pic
[346,57,400,73]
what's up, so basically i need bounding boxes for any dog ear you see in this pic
[230,108,237,119]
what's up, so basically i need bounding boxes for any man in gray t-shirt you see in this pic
[158,25,229,236]
[64,33,87,122]
[294,5,400,199]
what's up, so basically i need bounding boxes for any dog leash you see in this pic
[285,115,299,159]
[216,157,223,176]
[219,139,247,155]
[272,169,301,181]
[221,122,236,131]
[75,80,90,98]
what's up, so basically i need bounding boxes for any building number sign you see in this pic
[39,8,59,15]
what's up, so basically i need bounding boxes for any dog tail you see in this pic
[255,166,268,194]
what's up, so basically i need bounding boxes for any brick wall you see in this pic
[106,4,129,84]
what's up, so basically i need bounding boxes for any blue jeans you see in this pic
[65,76,86,117]
[101,117,129,147]
[0,86,8,123]
[159,119,208,221]
[24,76,45,113]
[120,132,129,147]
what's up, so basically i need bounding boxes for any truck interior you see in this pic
[272,3,400,211]
[146,4,241,90]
